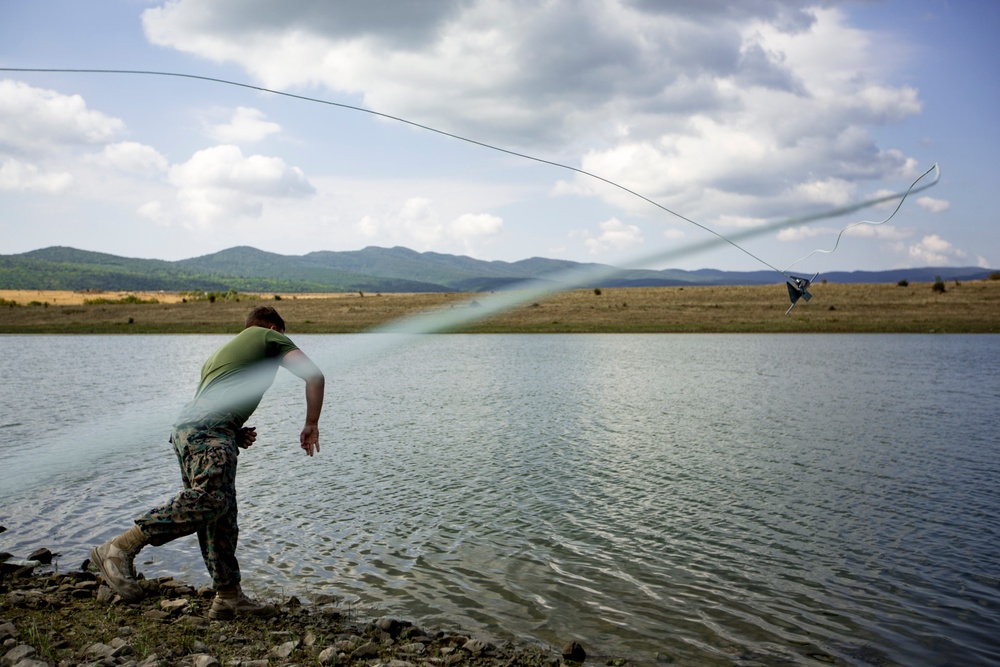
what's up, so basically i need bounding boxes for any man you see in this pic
[90,306,325,619]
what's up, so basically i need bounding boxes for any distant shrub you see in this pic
[594,288,602,296]
[897,279,909,287]
[989,271,1000,281]
[932,280,946,293]
[273,294,281,300]
[84,294,159,305]
[0,298,17,307]
[181,289,249,303]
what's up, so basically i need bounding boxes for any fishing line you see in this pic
[0,169,944,497]
[0,67,940,287]
[781,163,939,274]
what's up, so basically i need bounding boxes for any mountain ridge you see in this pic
[2,245,994,293]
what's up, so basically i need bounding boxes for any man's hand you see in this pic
[300,423,320,457]
[237,426,257,449]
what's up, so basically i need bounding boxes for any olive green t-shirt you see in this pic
[182,326,299,427]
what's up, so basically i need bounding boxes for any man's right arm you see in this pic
[280,350,325,456]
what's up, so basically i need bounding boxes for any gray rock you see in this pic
[96,585,115,603]
[84,643,117,660]
[332,640,355,653]
[461,638,492,655]
[317,647,338,666]
[190,654,219,667]
[160,599,189,616]
[269,641,298,660]
[351,642,379,660]
[374,617,407,638]
[0,625,16,643]
[13,659,49,667]
[2,644,36,667]
[136,653,163,667]
[399,643,426,655]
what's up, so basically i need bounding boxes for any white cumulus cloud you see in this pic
[584,217,644,255]
[168,145,314,227]
[451,212,503,239]
[355,197,503,253]
[99,142,169,176]
[210,107,282,143]
[0,158,73,192]
[777,225,836,242]
[908,234,966,265]
[0,79,124,155]
[916,196,950,213]
[135,1,936,256]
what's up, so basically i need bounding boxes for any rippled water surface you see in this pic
[2,334,998,666]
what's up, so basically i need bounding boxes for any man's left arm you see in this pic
[280,349,325,456]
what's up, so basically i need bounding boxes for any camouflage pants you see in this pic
[135,414,241,588]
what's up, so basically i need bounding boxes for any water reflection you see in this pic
[1,334,998,666]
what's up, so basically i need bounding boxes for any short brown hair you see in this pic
[245,306,286,332]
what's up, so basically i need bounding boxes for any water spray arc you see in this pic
[0,67,943,493]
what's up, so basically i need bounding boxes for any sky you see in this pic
[1,0,997,273]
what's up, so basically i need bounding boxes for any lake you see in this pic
[1,333,998,666]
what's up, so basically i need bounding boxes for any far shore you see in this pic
[1,281,998,334]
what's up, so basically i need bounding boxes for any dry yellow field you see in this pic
[0,289,356,306]
[1,280,998,334]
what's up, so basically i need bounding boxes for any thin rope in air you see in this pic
[782,163,940,274]
[1,67,939,280]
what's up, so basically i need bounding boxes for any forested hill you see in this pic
[1,245,993,293]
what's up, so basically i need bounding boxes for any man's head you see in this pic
[245,306,286,333]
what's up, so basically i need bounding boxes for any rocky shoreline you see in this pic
[1,546,598,667]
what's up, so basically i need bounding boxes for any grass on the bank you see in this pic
[11,597,225,663]
[1,280,999,334]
